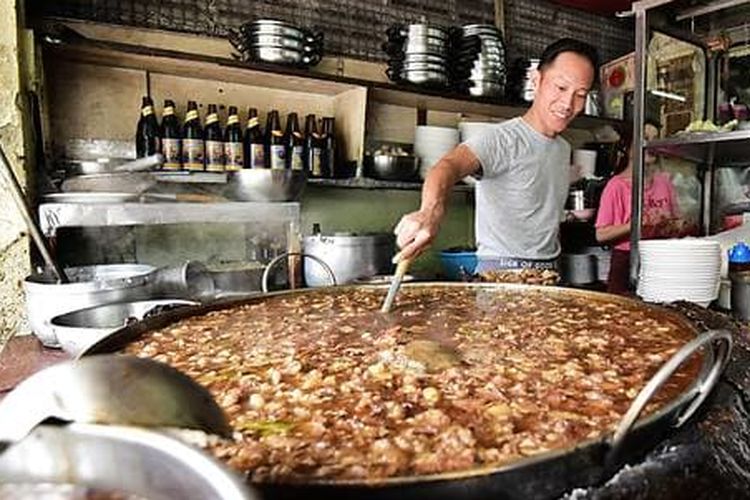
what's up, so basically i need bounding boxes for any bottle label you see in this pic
[162,138,181,170]
[311,147,323,177]
[270,144,286,170]
[227,115,239,125]
[206,113,219,125]
[185,109,199,122]
[272,130,284,138]
[247,117,259,128]
[224,141,243,171]
[291,145,304,171]
[182,138,205,171]
[141,105,154,117]
[205,140,225,171]
[163,106,175,117]
[249,144,265,168]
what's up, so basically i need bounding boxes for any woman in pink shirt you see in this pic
[595,123,681,294]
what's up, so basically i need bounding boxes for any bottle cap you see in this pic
[728,242,750,263]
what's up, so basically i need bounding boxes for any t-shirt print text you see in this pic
[646,198,669,209]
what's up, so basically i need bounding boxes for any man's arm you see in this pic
[394,144,480,260]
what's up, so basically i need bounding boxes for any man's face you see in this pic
[531,52,595,136]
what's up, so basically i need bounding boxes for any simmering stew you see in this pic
[125,286,700,482]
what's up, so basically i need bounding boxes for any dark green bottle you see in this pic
[243,107,266,169]
[136,96,159,158]
[182,100,205,171]
[285,112,304,172]
[204,104,224,172]
[160,99,181,170]
[266,110,286,170]
[224,106,243,171]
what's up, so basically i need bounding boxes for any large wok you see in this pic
[83,283,732,500]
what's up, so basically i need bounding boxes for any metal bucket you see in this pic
[23,264,156,348]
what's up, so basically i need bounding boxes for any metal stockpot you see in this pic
[24,264,156,348]
[303,232,395,286]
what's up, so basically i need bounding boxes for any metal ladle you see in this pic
[0,355,232,451]
[0,144,68,283]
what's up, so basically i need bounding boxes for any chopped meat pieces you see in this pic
[124,286,701,483]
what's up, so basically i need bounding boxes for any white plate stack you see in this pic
[414,126,459,179]
[637,239,721,307]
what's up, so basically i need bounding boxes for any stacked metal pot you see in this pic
[455,24,507,97]
[230,19,323,67]
[383,23,507,97]
[383,24,453,87]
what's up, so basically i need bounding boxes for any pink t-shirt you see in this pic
[595,172,678,251]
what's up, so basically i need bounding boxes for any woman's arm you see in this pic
[596,223,630,244]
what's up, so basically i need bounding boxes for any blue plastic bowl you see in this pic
[439,250,478,280]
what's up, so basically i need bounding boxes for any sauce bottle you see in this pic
[285,112,304,172]
[224,105,243,171]
[244,107,266,169]
[266,110,286,170]
[160,99,182,171]
[182,100,205,171]
[204,104,224,172]
[136,96,159,158]
[304,113,323,178]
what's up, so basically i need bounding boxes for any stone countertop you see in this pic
[0,336,70,396]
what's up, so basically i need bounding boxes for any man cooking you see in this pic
[394,38,598,272]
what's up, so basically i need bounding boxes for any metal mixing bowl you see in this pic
[224,169,306,202]
[363,154,420,181]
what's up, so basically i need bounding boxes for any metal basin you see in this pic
[50,299,198,357]
[363,154,420,181]
[24,264,156,348]
[0,423,255,500]
[224,169,306,202]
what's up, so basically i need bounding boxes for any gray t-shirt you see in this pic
[464,117,570,261]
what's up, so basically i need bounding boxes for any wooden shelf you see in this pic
[45,31,622,131]
[368,86,622,129]
[307,177,474,192]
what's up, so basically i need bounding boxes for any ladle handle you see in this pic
[0,144,68,283]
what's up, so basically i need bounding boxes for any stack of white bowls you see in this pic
[637,239,721,307]
[414,126,460,179]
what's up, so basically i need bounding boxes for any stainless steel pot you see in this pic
[468,80,505,97]
[403,53,448,64]
[244,19,306,40]
[0,423,255,500]
[363,154,420,181]
[303,232,395,286]
[224,168,306,202]
[250,33,307,51]
[401,69,448,85]
[400,24,450,40]
[560,253,598,285]
[24,264,156,348]
[50,299,198,357]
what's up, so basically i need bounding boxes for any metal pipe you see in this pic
[630,8,649,289]
[0,144,68,283]
[675,0,750,21]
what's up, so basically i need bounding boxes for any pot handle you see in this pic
[609,329,732,456]
[262,252,337,293]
